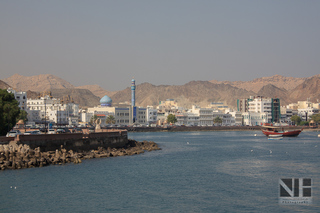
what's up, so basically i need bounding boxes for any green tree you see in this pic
[291,115,301,125]
[311,113,320,124]
[167,114,177,124]
[18,110,28,123]
[0,89,21,136]
[214,116,222,124]
[106,115,116,124]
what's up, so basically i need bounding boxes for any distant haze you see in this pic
[1,1,320,91]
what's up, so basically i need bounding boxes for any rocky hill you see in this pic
[210,75,306,93]
[289,75,320,102]
[50,89,101,107]
[111,81,255,108]
[2,74,320,108]
[0,80,10,89]
[3,74,74,92]
[2,74,102,107]
[76,84,116,98]
[26,90,40,99]
[111,75,320,108]
[256,84,291,106]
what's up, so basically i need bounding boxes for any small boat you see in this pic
[268,136,283,140]
[261,125,303,137]
[268,134,283,138]
[268,134,283,140]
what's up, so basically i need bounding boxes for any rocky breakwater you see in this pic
[0,139,161,170]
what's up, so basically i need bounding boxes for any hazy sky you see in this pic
[1,1,319,91]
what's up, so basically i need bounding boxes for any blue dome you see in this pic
[100,95,112,106]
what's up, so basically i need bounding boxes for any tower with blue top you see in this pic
[131,79,136,123]
[131,79,136,107]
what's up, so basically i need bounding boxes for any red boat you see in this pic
[261,125,303,137]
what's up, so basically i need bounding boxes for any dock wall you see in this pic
[13,130,128,152]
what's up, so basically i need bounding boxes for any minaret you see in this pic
[131,79,136,123]
[131,79,136,107]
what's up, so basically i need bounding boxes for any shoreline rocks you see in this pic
[0,139,161,170]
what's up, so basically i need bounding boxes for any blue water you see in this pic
[1,131,319,212]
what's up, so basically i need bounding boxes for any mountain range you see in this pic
[2,74,320,108]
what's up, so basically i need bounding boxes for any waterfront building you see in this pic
[226,110,243,126]
[174,112,200,126]
[238,96,280,124]
[285,99,319,121]
[146,106,157,124]
[190,105,214,126]
[156,99,185,125]
[187,113,200,126]
[174,105,235,126]
[175,113,188,125]
[212,110,224,125]
[82,95,124,126]
[237,99,249,112]
[298,108,319,121]
[222,113,235,126]
[156,110,167,125]
[280,107,293,124]
[7,88,27,110]
[242,112,268,126]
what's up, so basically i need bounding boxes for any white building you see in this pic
[248,97,272,121]
[285,100,319,121]
[213,110,224,125]
[226,110,243,126]
[146,106,158,124]
[222,114,235,126]
[176,113,188,125]
[7,88,27,110]
[81,95,151,126]
[246,96,280,123]
[190,105,214,126]
[242,112,268,126]
[187,113,200,126]
[298,108,319,121]
[27,96,79,126]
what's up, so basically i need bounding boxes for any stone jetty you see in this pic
[0,139,161,170]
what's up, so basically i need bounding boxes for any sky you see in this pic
[1,1,320,91]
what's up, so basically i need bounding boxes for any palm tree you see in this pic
[214,116,222,125]
[106,115,116,124]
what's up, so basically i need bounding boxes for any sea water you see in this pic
[0,131,319,212]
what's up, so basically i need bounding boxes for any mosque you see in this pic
[80,79,157,126]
